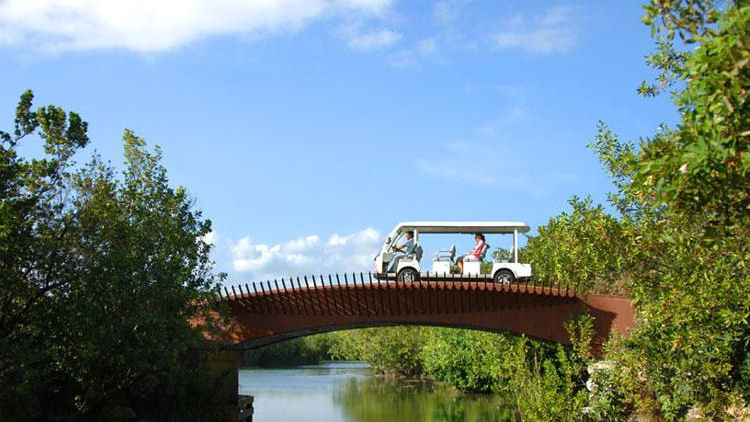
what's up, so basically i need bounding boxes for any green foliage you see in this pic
[524,196,631,295]
[479,261,492,274]
[637,41,691,97]
[241,335,334,367]
[581,2,750,419]
[420,328,514,394]
[627,7,749,226]
[584,359,629,421]
[0,91,222,420]
[504,314,597,421]
[491,247,511,262]
[641,0,719,41]
[528,3,750,412]
[507,339,589,421]
[603,221,748,418]
[565,313,596,363]
[329,327,425,377]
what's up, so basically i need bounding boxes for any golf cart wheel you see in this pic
[397,267,419,282]
[493,269,515,285]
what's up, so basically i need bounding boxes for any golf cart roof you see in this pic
[391,221,530,235]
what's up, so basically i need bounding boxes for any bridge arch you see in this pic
[216,273,635,355]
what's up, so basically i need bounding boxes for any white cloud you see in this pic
[389,50,419,68]
[0,0,393,53]
[229,227,381,280]
[432,1,460,25]
[492,6,578,54]
[415,141,574,197]
[336,21,401,51]
[345,28,401,51]
[417,38,438,58]
[388,37,440,68]
[416,141,520,186]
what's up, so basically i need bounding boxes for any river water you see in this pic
[239,361,515,422]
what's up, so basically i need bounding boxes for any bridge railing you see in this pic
[217,272,576,315]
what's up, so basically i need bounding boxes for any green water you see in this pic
[239,362,515,422]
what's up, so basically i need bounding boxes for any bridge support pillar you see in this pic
[195,349,243,422]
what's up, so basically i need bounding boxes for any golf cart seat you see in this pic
[434,244,456,262]
[463,243,490,276]
[405,244,423,262]
[479,243,490,261]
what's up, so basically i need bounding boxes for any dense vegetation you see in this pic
[594,2,748,417]
[240,335,334,367]
[518,1,748,418]
[521,1,748,418]
[524,196,631,295]
[0,92,223,420]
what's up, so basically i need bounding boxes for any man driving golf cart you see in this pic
[389,230,415,272]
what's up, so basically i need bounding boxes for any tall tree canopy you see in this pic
[524,1,748,418]
[0,91,222,420]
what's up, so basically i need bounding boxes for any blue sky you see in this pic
[0,0,678,281]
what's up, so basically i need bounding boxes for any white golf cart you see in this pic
[374,221,532,283]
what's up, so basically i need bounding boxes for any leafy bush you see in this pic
[584,360,629,421]
[507,317,595,421]
[524,196,631,295]
[328,327,425,377]
[508,343,589,421]
[241,335,332,367]
[585,2,750,418]
[420,328,514,393]
[602,220,748,418]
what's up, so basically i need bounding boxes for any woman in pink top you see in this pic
[457,233,486,273]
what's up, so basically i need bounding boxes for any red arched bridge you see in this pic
[211,272,635,353]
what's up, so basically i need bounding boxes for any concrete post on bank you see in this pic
[195,349,248,422]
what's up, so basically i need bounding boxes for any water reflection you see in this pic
[335,378,513,422]
[240,362,514,422]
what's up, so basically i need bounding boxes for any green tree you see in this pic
[516,3,748,418]
[586,2,749,418]
[0,91,222,420]
[241,335,334,367]
[524,195,631,295]
[329,327,425,377]
[420,328,514,394]
[507,340,589,421]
